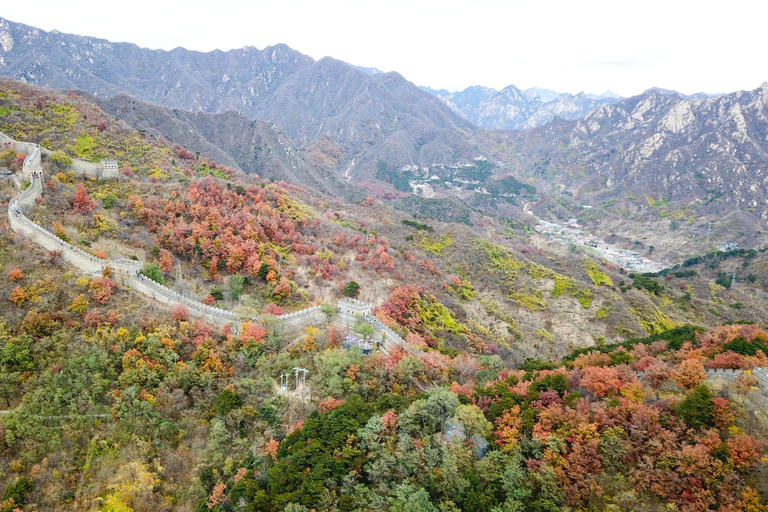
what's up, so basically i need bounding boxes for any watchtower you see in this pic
[100,159,119,179]
[337,297,372,317]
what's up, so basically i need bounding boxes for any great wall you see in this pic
[2,134,407,351]
[5,134,768,395]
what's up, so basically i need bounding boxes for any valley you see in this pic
[0,12,767,512]
[528,211,668,273]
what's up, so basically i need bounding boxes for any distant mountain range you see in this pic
[495,83,768,209]
[1,15,766,255]
[0,16,484,179]
[419,84,624,130]
[419,84,723,131]
[481,83,768,254]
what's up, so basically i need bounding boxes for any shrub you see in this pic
[675,358,706,390]
[520,358,554,372]
[49,150,72,170]
[257,263,271,280]
[72,183,96,214]
[342,281,360,298]
[21,310,59,337]
[68,294,89,315]
[722,336,768,356]
[141,263,164,285]
[2,476,34,506]
[8,286,26,306]
[8,268,23,281]
[215,388,243,415]
[261,302,284,316]
[229,275,244,301]
[632,275,664,295]
[89,276,115,304]
[171,304,190,322]
[676,384,715,430]
[102,193,118,208]
[401,219,435,232]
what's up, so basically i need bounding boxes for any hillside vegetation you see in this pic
[0,80,767,511]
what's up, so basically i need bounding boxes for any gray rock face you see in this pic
[496,84,768,228]
[0,17,481,175]
[422,83,623,130]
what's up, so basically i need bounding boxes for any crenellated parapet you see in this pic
[3,134,409,345]
[637,367,768,400]
[1,131,119,180]
[123,272,239,329]
[71,158,119,180]
[272,298,406,353]
[703,368,741,381]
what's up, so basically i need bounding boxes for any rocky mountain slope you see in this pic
[422,83,622,130]
[86,81,768,264]
[0,16,484,177]
[481,83,768,258]
[6,78,768,356]
[87,93,349,196]
[5,16,768,264]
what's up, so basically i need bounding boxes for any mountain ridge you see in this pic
[0,16,484,178]
[421,82,624,130]
[479,82,768,259]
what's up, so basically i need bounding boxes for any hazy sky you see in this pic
[4,0,767,96]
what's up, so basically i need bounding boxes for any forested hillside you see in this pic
[0,80,767,511]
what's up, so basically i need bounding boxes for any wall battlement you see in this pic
[1,131,119,180]
[637,367,768,400]
[275,299,406,353]
[4,134,407,346]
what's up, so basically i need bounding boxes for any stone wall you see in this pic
[273,298,407,354]
[362,312,406,351]
[10,176,110,276]
[118,272,239,330]
[0,132,39,165]
[336,297,372,327]
[1,131,119,180]
[2,134,406,345]
[338,297,372,315]
[703,368,741,381]
[637,367,768,399]
[273,305,327,335]
[754,368,768,394]
[5,136,238,328]
[71,158,119,180]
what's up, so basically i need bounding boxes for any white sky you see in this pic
[4,0,767,97]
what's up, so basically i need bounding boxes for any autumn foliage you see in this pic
[71,183,96,213]
[88,276,115,304]
[171,304,190,322]
[8,286,26,306]
[134,178,307,279]
[675,357,706,390]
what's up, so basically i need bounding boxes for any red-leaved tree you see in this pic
[89,276,115,304]
[171,304,190,322]
[72,184,96,214]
